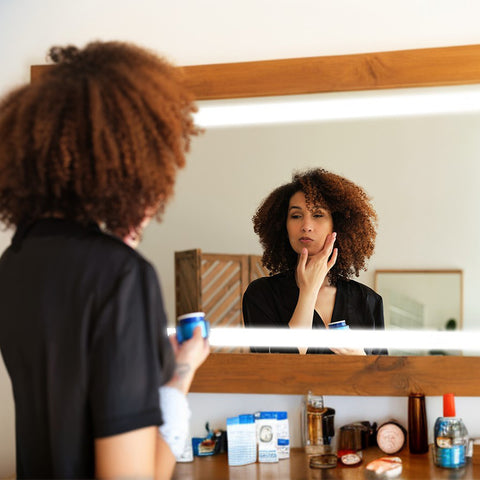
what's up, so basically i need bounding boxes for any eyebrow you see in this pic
[288,205,328,213]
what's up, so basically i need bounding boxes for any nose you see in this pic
[302,220,313,232]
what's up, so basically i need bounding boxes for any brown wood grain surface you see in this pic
[31,44,480,100]
[190,353,480,396]
[172,447,478,480]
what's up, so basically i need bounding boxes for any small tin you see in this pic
[309,453,338,469]
[176,312,209,343]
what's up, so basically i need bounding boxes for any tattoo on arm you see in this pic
[174,363,191,380]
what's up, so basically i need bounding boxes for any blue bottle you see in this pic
[434,393,468,469]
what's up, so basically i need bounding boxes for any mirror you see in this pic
[30,44,480,394]
[375,270,463,355]
[133,47,480,356]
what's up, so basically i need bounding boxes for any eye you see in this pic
[313,213,324,218]
[290,213,302,219]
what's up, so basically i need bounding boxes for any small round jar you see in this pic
[337,449,363,466]
[376,421,407,455]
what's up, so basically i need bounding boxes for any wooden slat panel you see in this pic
[191,353,480,396]
[202,268,240,313]
[201,260,227,288]
[175,249,201,317]
[248,255,269,281]
[214,309,241,328]
[206,283,241,326]
[181,253,249,354]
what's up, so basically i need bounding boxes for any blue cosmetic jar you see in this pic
[176,312,210,343]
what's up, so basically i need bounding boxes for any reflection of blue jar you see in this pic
[176,312,209,343]
[434,394,468,469]
[328,320,349,330]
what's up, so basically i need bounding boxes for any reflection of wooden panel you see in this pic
[175,249,271,352]
[200,254,246,328]
[176,249,263,353]
[190,353,480,396]
[175,250,202,315]
[249,255,269,281]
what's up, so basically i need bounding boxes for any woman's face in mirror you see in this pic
[286,191,334,257]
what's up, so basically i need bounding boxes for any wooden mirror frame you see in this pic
[32,44,480,396]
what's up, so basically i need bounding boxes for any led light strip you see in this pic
[166,327,480,352]
[193,85,480,128]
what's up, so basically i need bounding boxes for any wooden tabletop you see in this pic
[173,446,478,480]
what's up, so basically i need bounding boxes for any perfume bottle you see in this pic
[434,393,468,469]
[301,392,335,455]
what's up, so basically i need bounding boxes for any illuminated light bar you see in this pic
[166,327,480,352]
[193,85,480,128]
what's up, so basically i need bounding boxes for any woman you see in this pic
[0,41,209,479]
[242,168,386,355]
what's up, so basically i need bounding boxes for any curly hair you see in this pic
[253,168,377,285]
[0,41,200,238]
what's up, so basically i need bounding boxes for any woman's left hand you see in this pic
[329,347,366,356]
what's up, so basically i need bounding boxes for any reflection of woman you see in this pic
[0,42,209,479]
[242,168,386,355]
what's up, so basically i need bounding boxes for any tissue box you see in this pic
[227,414,257,466]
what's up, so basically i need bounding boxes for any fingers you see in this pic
[322,232,337,256]
[330,347,366,356]
[307,232,337,266]
[327,247,338,270]
[175,325,210,367]
[298,247,308,268]
[191,325,204,339]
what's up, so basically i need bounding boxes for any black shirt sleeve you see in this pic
[88,260,174,438]
[364,290,388,356]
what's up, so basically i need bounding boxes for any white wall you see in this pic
[187,393,477,449]
[2,0,480,476]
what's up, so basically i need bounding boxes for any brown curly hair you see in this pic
[253,168,377,285]
[0,41,200,238]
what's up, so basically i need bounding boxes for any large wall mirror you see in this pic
[32,44,480,395]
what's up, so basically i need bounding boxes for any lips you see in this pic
[299,237,313,243]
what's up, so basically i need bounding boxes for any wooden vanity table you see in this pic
[173,447,477,480]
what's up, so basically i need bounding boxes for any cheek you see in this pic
[286,220,295,237]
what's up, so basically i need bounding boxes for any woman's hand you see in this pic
[289,233,338,341]
[166,326,210,394]
[330,347,366,356]
[296,232,338,295]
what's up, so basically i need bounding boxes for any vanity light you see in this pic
[194,84,480,128]
[167,327,480,352]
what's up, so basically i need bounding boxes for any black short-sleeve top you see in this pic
[242,270,386,355]
[0,218,175,479]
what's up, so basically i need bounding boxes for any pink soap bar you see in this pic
[366,456,402,477]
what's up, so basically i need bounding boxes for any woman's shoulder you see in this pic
[338,277,382,301]
[245,270,295,295]
[76,227,157,286]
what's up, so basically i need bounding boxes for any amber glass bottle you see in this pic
[408,393,429,454]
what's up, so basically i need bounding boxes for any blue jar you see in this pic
[434,394,468,469]
[328,320,349,330]
[176,312,209,343]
